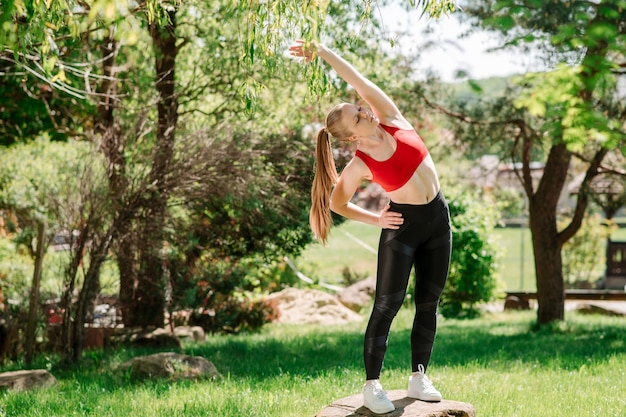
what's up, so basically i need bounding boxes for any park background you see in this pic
[1,1,625,416]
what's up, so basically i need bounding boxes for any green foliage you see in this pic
[0,136,106,247]
[0,238,32,358]
[492,186,526,220]
[185,257,279,334]
[451,1,626,325]
[0,76,61,145]
[163,128,313,333]
[190,295,278,335]
[0,238,31,303]
[446,76,512,102]
[410,0,458,18]
[0,136,113,361]
[228,0,456,102]
[467,0,626,153]
[514,65,623,151]
[560,212,615,288]
[440,187,501,319]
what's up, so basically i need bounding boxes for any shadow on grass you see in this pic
[16,309,625,386]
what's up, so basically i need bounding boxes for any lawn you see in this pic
[1,309,625,416]
[295,220,626,292]
[3,220,625,416]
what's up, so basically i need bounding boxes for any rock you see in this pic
[338,276,376,312]
[0,370,57,392]
[316,390,475,417]
[119,352,220,381]
[265,288,363,325]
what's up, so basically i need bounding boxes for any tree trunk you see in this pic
[70,231,113,362]
[128,7,179,327]
[25,221,46,365]
[93,26,139,327]
[529,201,564,323]
[528,143,571,324]
[134,209,167,327]
[59,222,89,362]
[117,231,138,326]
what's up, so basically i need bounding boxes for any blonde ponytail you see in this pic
[309,128,338,245]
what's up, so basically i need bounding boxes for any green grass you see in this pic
[296,220,381,285]
[494,226,536,291]
[3,221,625,416]
[296,220,626,292]
[2,309,625,416]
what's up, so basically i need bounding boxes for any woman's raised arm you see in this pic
[289,40,407,127]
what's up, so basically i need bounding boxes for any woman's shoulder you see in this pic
[344,155,372,179]
[378,114,414,131]
[380,122,415,134]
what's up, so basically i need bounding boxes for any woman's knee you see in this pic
[372,289,406,320]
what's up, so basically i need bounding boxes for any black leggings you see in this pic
[364,190,451,380]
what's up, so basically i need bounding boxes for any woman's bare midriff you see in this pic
[385,154,441,205]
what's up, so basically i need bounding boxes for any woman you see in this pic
[289,40,452,415]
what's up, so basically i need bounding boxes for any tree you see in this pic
[0,0,461,355]
[0,143,53,365]
[0,138,112,363]
[446,0,626,324]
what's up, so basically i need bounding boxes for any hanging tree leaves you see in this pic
[1,0,457,113]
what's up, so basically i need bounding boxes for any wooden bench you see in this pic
[504,289,626,310]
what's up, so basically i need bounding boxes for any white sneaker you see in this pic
[407,364,442,402]
[363,380,395,414]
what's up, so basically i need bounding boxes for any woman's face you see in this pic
[338,103,379,140]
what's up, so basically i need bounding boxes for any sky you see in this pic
[378,5,626,98]
[378,6,544,82]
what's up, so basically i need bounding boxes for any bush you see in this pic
[0,236,32,362]
[189,296,278,334]
[439,187,502,319]
[168,254,289,334]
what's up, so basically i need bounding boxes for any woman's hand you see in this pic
[288,39,318,63]
[378,204,404,230]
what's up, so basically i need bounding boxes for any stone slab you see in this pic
[0,370,57,392]
[316,390,475,417]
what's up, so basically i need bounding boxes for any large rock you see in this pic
[0,370,57,392]
[316,390,475,417]
[338,276,376,312]
[265,288,363,325]
[119,352,220,381]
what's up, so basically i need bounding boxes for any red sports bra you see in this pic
[354,124,428,192]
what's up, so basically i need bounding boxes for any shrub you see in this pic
[439,187,501,319]
[189,296,278,334]
[168,254,288,334]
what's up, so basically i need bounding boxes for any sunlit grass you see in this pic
[2,309,625,417]
[296,220,626,292]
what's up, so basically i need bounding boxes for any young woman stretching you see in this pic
[289,40,452,415]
